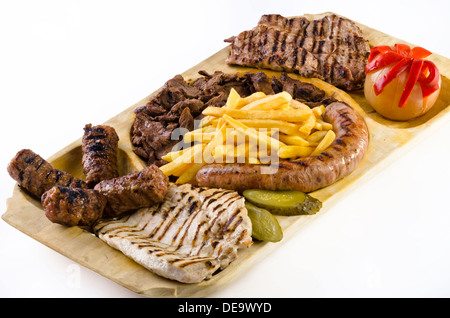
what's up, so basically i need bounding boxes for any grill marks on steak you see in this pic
[131,71,336,165]
[225,25,320,78]
[258,14,310,36]
[225,14,370,91]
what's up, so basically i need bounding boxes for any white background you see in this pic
[1,0,449,298]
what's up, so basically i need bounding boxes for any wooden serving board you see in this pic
[3,13,450,297]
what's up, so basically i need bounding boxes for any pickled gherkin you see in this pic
[243,189,322,216]
[245,202,283,242]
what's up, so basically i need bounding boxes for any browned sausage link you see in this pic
[195,102,369,192]
[7,149,88,198]
[94,164,169,217]
[41,186,106,227]
[82,124,119,188]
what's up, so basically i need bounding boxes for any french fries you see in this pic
[202,107,311,122]
[240,91,292,110]
[278,146,314,159]
[225,88,240,109]
[160,89,336,183]
[310,130,336,156]
[278,134,310,147]
[236,92,266,108]
[159,143,205,176]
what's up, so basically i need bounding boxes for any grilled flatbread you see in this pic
[94,183,252,283]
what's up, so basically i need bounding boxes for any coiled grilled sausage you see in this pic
[195,102,369,192]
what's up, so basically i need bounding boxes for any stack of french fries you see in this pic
[159,88,336,184]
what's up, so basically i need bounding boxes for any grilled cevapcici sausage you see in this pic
[7,149,88,198]
[41,186,106,227]
[82,124,119,188]
[195,101,369,192]
[94,164,169,217]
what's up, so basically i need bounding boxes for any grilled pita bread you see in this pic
[94,183,252,283]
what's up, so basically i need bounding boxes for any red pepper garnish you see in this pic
[365,44,440,108]
[419,60,441,98]
[373,58,411,96]
[399,59,423,108]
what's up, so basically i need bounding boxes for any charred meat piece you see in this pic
[225,14,370,91]
[7,149,87,198]
[82,124,119,188]
[94,164,169,217]
[191,70,251,102]
[94,183,252,283]
[155,74,201,110]
[131,111,180,166]
[271,72,333,106]
[41,186,106,227]
[243,72,275,95]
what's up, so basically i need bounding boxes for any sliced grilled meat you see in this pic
[243,72,275,94]
[41,186,106,227]
[94,183,252,283]
[82,124,119,188]
[94,164,169,217]
[225,14,370,91]
[7,149,87,198]
[156,74,202,110]
[191,70,251,100]
[271,72,334,106]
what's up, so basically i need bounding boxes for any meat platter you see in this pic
[2,12,450,297]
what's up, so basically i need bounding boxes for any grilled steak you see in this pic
[94,183,252,283]
[225,14,370,91]
[225,25,321,78]
[195,101,369,192]
[259,14,364,38]
[82,124,119,188]
[94,164,169,217]
[7,149,87,198]
[41,186,106,227]
[258,14,310,36]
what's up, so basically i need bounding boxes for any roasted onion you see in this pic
[364,44,441,121]
[365,66,441,121]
